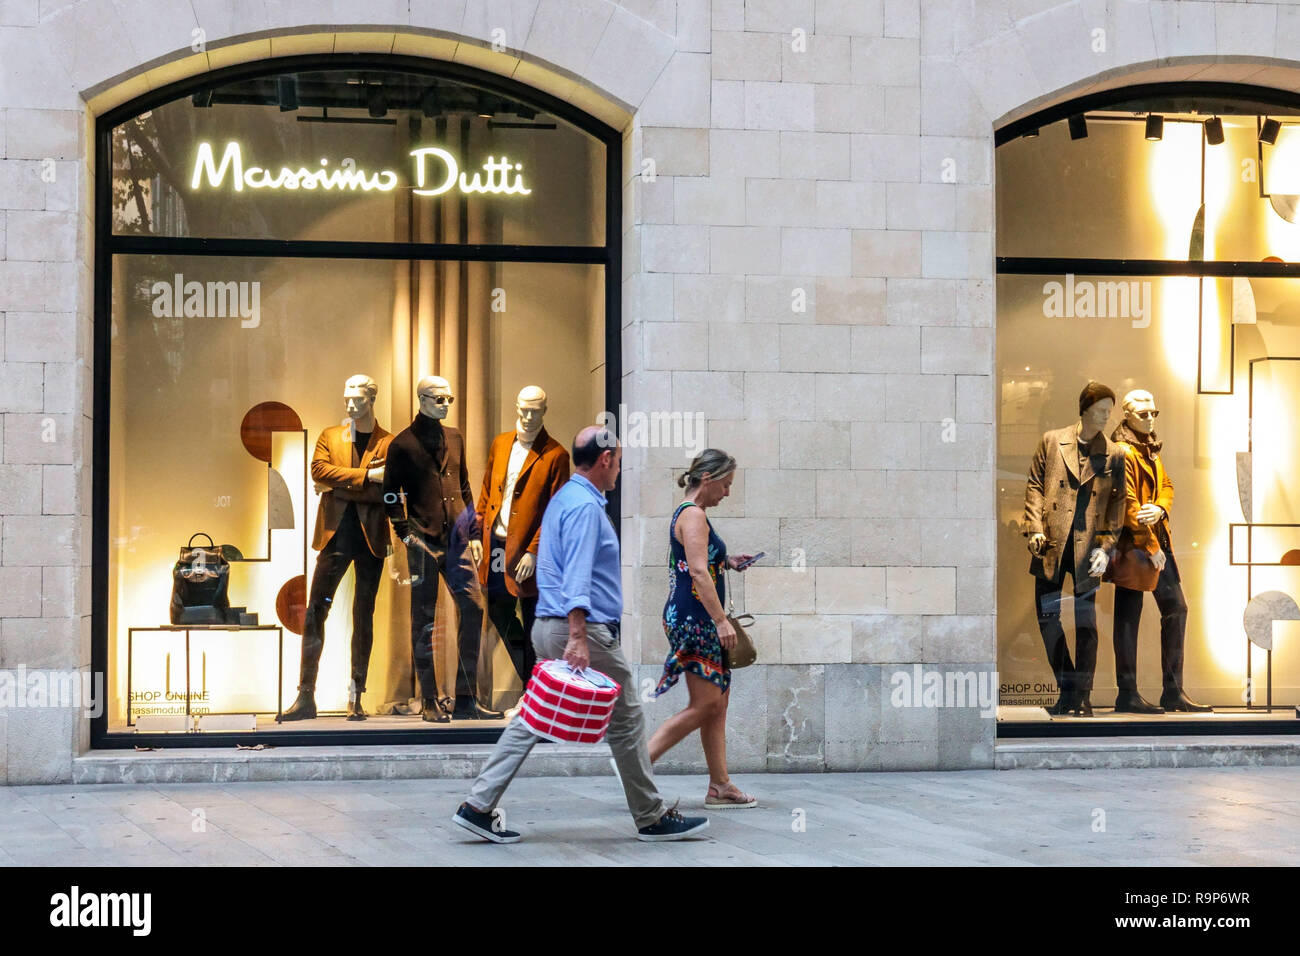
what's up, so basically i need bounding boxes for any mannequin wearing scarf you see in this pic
[1108,392,1211,714]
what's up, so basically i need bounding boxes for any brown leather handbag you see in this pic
[723,569,758,669]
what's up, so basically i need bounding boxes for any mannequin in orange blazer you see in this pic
[475,387,570,685]
[1107,389,1210,714]
[282,375,393,723]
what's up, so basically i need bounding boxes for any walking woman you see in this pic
[648,448,758,808]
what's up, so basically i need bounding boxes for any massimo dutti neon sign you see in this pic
[188,141,532,197]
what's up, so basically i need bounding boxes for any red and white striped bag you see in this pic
[518,660,621,744]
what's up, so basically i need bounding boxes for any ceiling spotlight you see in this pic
[420,88,441,118]
[1023,126,1039,139]
[1145,113,1163,141]
[1068,114,1087,140]
[1261,117,1282,144]
[366,86,387,119]
[277,76,298,112]
[1205,116,1224,145]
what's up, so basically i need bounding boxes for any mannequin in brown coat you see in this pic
[1023,381,1125,717]
[282,374,392,723]
[1108,389,1210,714]
[476,386,570,686]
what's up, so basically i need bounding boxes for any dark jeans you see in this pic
[1113,550,1187,693]
[1034,543,1100,696]
[407,530,487,704]
[485,534,538,684]
[299,504,384,694]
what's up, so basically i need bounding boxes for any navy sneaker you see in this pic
[636,804,709,842]
[452,802,521,844]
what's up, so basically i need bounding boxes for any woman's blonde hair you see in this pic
[678,448,736,489]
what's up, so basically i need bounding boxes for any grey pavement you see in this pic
[2,767,1299,866]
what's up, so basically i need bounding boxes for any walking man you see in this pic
[453,426,709,843]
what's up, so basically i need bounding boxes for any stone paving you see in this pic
[2,766,1299,866]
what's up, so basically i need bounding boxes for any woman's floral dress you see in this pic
[653,501,730,696]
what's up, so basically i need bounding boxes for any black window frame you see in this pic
[91,54,622,749]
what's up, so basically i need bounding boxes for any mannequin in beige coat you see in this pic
[1023,381,1126,717]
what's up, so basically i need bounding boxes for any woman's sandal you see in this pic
[705,782,757,809]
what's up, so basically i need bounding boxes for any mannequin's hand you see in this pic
[1028,533,1047,556]
[468,539,483,564]
[514,552,536,582]
[367,464,385,484]
[1137,504,1164,526]
[1152,548,1167,572]
[1089,548,1109,577]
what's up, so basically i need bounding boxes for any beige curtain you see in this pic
[376,116,505,708]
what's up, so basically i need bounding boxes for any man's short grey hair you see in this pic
[1122,388,1154,414]
[345,374,378,401]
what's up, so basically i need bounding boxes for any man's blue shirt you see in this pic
[535,474,622,624]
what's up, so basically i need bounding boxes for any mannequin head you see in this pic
[343,374,378,424]
[415,375,453,420]
[516,385,547,441]
[1077,381,1116,438]
[1122,388,1159,436]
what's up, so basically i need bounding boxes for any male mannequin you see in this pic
[1023,381,1126,717]
[1108,389,1211,713]
[384,375,501,722]
[281,374,391,722]
[476,386,571,685]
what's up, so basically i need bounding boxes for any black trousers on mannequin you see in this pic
[485,534,538,684]
[299,504,384,694]
[1034,533,1100,696]
[1113,549,1187,693]
[407,530,486,704]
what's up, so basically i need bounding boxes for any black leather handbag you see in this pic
[170,533,232,625]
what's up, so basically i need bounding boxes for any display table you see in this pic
[127,624,284,726]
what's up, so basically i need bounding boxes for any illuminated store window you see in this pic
[997,88,1300,730]
[95,60,617,743]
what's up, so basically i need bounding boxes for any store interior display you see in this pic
[102,63,610,736]
[998,92,1300,723]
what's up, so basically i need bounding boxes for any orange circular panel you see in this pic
[240,401,303,463]
[1281,549,1300,567]
[276,574,307,635]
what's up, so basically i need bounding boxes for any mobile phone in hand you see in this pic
[733,552,765,570]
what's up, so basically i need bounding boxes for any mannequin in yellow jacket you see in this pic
[1107,389,1211,713]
